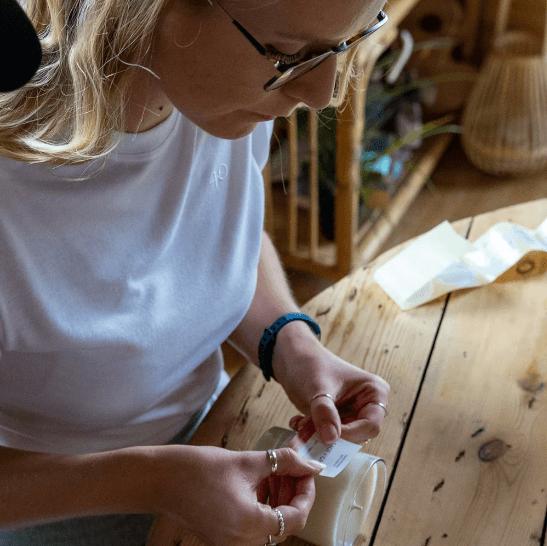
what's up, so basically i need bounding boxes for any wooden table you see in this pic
[147,198,547,546]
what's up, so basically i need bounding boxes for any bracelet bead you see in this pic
[258,313,321,382]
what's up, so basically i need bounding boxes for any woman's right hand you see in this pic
[144,445,323,546]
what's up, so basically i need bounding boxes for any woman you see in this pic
[0,0,389,545]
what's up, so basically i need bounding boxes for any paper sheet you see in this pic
[373,218,547,310]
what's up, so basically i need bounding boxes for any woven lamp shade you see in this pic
[462,0,547,176]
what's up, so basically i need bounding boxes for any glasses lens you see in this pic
[263,12,387,92]
[264,53,332,91]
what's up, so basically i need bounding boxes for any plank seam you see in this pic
[368,217,475,546]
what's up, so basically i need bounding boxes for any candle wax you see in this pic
[295,452,381,546]
[253,428,386,546]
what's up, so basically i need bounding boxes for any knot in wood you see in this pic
[516,257,536,275]
[348,287,358,301]
[478,439,508,462]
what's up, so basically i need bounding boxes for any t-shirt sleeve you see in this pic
[251,120,275,172]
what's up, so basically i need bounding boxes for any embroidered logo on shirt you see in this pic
[211,164,228,188]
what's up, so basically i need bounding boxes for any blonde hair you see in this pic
[0,0,168,164]
[0,0,368,165]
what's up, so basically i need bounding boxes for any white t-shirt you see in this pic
[0,111,272,454]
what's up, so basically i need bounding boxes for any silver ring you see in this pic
[273,508,285,537]
[311,393,334,403]
[371,402,388,416]
[266,508,284,545]
[267,449,278,475]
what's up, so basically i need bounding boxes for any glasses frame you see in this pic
[210,0,389,91]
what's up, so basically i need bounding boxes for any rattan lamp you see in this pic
[462,0,547,175]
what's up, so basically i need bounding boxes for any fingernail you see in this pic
[307,460,327,472]
[321,424,339,444]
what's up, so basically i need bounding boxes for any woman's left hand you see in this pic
[273,336,390,445]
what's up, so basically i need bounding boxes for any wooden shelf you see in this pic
[355,132,454,264]
[264,0,455,281]
[270,132,453,278]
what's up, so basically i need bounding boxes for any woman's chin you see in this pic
[199,119,262,140]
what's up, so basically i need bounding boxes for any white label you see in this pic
[297,433,362,478]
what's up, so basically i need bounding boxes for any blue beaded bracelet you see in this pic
[258,312,321,381]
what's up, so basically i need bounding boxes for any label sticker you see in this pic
[297,432,362,478]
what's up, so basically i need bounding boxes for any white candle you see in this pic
[254,428,386,546]
[295,452,383,546]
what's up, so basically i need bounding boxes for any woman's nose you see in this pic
[282,55,338,110]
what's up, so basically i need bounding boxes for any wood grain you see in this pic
[372,199,547,546]
[148,200,547,546]
[146,217,472,546]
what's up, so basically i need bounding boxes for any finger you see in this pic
[257,477,269,504]
[261,448,325,480]
[340,420,380,443]
[289,415,305,431]
[276,476,296,508]
[310,395,341,444]
[339,404,386,443]
[289,415,322,444]
[267,475,281,507]
[288,417,316,448]
[291,474,315,513]
[284,475,316,533]
[262,475,315,538]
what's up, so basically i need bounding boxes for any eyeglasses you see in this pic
[210,0,389,91]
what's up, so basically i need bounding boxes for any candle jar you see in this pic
[254,427,387,546]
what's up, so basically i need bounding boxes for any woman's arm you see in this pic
[0,444,150,529]
[0,443,320,546]
[227,230,320,369]
[228,231,390,446]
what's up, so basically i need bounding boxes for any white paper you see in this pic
[298,433,363,478]
[373,218,547,310]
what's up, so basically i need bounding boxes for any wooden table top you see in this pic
[147,198,547,546]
